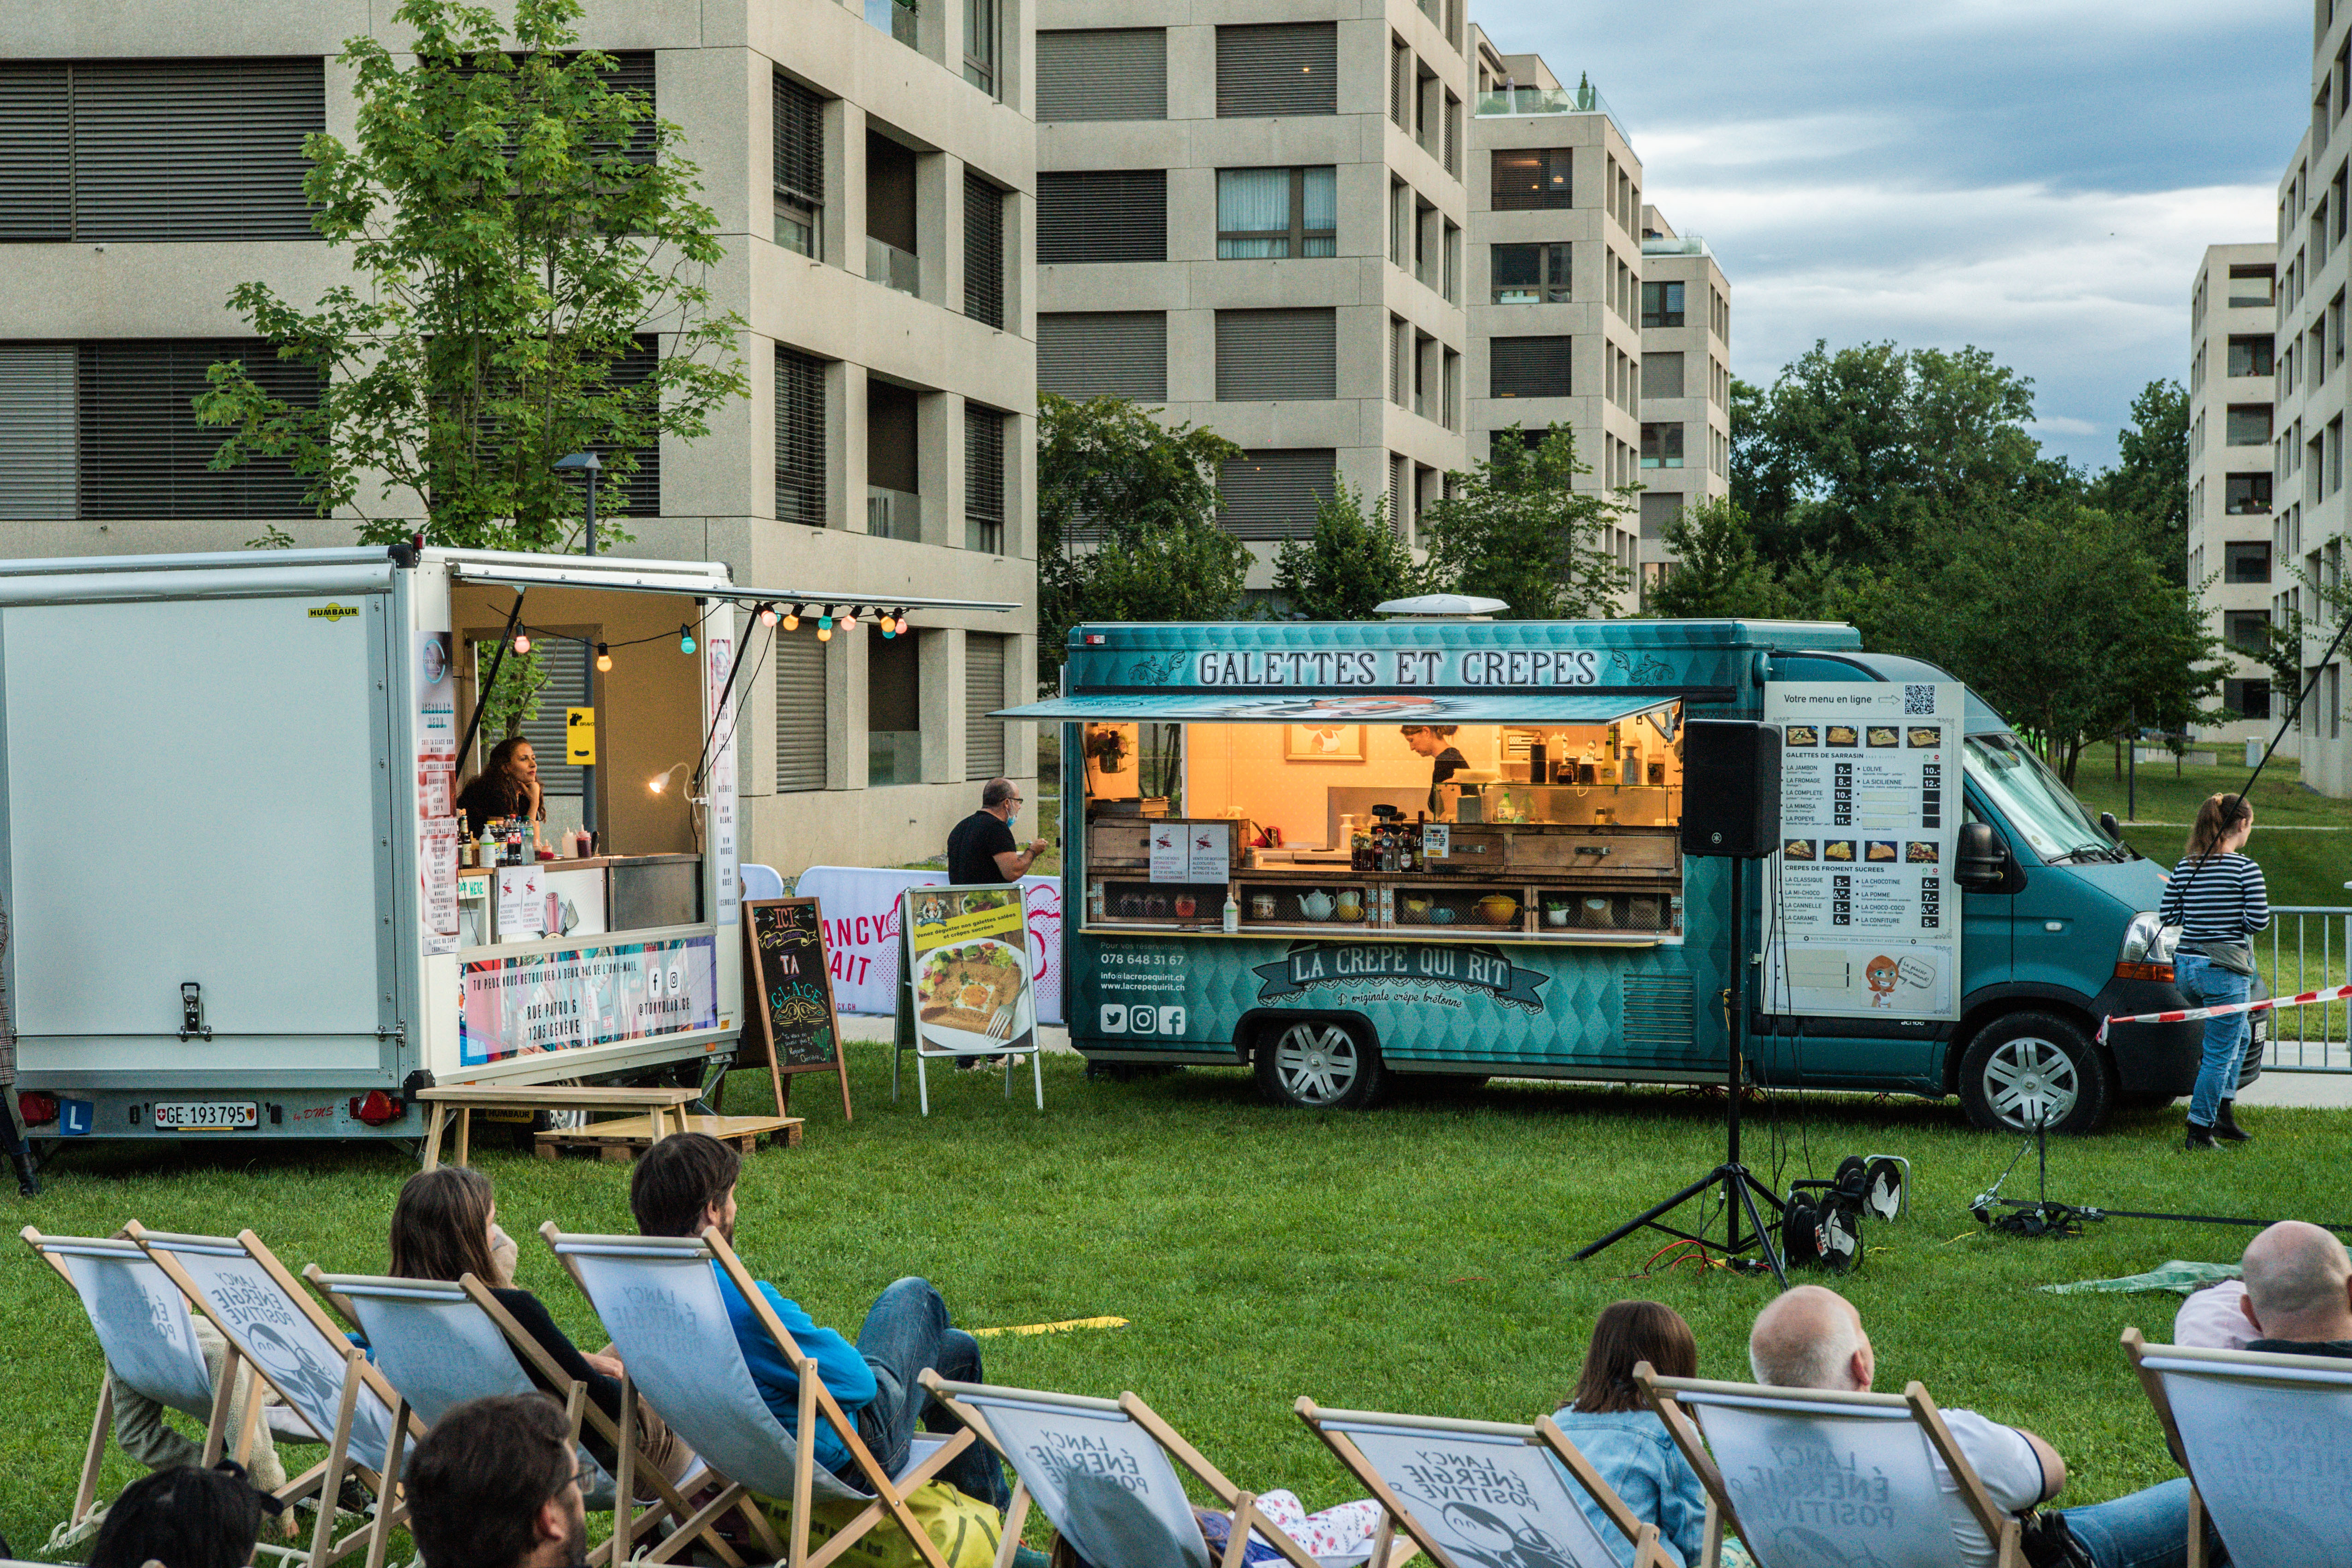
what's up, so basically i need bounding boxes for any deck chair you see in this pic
[22,1227,322,1551]
[304,1269,734,1568]
[1635,1366,2023,1568]
[541,1222,978,1568]
[124,1223,424,1568]
[2123,1326,2352,1568]
[923,1373,1353,1568]
[1295,1398,1670,1568]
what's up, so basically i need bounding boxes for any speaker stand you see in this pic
[1573,856,1787,1286]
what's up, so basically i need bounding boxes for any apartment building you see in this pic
[2186,243,2286,757]
[1636,205,1731,596]
[0,0,1039,869]
[1030,0,1471,583]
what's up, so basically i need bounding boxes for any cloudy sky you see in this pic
[1494,1,2307,471]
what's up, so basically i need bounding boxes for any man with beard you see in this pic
[629,1133,1010,1509]
[405,1395,586,1568]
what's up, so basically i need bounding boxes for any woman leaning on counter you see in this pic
[456,736,546,849]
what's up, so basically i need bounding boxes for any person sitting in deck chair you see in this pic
[2234,1220,2352,1357]
[1749,1286,2193,1568]
[629,1132,1011,1510]
[406,1394,586,1568]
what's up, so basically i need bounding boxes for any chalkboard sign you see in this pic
[741,898,853,1122]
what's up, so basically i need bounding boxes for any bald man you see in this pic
[2239,1220,2352,1356]
[1747,1286,2193,1568]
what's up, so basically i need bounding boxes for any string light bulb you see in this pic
[840,607,858,633]
[880,613,897,639]
[595,642,612,673]
[817,613,834,643]
[512,632,532,655]
[783,606,800,631]
[758,602,778,628]
[678,624,696,655]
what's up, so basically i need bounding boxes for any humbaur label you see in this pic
[307,602,362,623]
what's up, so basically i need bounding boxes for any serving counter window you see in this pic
[1080,709,1685,944]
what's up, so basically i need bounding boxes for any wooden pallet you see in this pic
[535,1111,803,1161]
[418,1085,702,1170]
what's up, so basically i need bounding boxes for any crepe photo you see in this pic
[1783,839,1817,861]
[1823,840,1856,862]
[1907,727,1941,747]
[1907,841,1940,863]
[917,940,1024,1033]
[1866,726,1899,748]
[1785,724,1819,747]
[1866,840,1898,862]
[1825,725,1858,746]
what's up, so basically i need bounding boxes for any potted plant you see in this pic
[1085,726,1129,775]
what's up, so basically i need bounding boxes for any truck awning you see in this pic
[994,693,1684,726]
[447,558,1017,613]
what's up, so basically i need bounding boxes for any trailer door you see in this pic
[4,576,399,1090]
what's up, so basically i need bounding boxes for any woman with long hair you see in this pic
[2159,792,2269,1148]
[388,1167,698,1484]
[1550,1300,1716,1568]
[455,734,546,846]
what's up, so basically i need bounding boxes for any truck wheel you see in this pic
[1255,1019,1385,1110]
[1958,1012,2113,1134]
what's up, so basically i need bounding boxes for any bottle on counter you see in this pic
[1223,890,1240,933]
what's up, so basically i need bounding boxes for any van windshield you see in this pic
[1964,733,2113,862]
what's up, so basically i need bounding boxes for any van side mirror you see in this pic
[1955,822,2009,891]
[2099,810,2121,842]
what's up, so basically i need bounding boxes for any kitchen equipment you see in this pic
[1427,907,1456,924]
[1334,892,1363,921]
[1299,889,1335,921]
[1475,893,1519,926]
[1403,895,1431,918]
[1175,895,1196,919]
[1582,895,1615,928]
[1251,893,1277,919]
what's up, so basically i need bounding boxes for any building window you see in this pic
[865,132,919,298]
[1037,312,1166,399]
[1490,147,1570,210]
[1215,23,1338,117]
[965,632,1008,779]
[2224,610,2270,652]
[964,0,1000,96]
[1444,222,1460,303]
[2224,678,2272,722]
[866,381,920,541]
[1492,242,1569,304]
[51,339,319,520]
[1489,337,1572,399]
[773,619,828,792]
[964,404,1005,552]
[868,624,922,786]
[1038,170,1167,263]
[964,170,1004,328]
[2229,264,2278,309]
[1035,29,1167,120]
[864,0,918,48]
[1215,167,1336,258]
[1642,351,1686,399]
[772,74,824,256]
[775,345,827,528]
[1215,309,1337,401]
[2225,473,2273,515]
[0,58,325,242]
[1642,280,1686,328]
[2226,405,2273,446]
[2225,540,2272,583]
[1217,448,1335,539]
[1640,423,1684,469]
[2229,335,2276,377]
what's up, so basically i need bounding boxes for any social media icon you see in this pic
[1157,1006,1186,1034]
[1099,1004,1128,1033]
[1130,1007,1158,1035]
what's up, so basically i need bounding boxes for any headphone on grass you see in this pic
[1782,1156,1907,1273]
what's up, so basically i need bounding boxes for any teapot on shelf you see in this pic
[1298,889,1336,921]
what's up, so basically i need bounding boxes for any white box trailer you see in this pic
[0,546,1011,1146]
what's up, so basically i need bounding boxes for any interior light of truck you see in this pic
[512,632,531,655]
[678,624,696,654]
[17,1092,57,1127]
[595,643,612,673]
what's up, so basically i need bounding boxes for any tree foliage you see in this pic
[1270,478,1426,619]
[195,0,748,550]
[2086,379,2190,580]
[1421,425,1630,618]
[1647,498,1791,620]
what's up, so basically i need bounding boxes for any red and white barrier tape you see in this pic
[2097,982,2352,1042]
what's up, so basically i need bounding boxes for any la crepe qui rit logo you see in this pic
[1255,942,1549,1010]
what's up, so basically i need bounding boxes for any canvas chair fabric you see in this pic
[2124,1329,2352,1568]
[1296,1400,1666,1568]
[1637,1371,2022,1568]
[39,1233,218,1422]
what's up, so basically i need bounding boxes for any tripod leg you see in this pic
[1572,1168,1733,1262]
[1733,1173,1788,1289]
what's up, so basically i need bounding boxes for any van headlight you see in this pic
[2115,911,2176,982]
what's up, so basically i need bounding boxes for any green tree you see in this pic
[1037,393,1247,686]
[1646,497,1789,619]
[2086,379,2189,579]
[195,0,748,551]
[1422,425,1630,618]
[1270,477,1424,619]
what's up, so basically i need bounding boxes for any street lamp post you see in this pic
[554,452,603,844]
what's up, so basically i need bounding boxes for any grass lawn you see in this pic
[5,1050,2347,1555]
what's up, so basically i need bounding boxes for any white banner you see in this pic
[460,933,718,1067]
[793,865,1063,1025]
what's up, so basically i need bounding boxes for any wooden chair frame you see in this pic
[1295,1396,1668,1568]
[123,1222,428,1568]
[541,1222,976,1568]
[1635,1363,2023,1568]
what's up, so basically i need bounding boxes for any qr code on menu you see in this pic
[1903,684,1935,716]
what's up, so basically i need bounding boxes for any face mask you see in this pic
[1007,810,1019,828]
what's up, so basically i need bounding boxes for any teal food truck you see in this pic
[1005,616,2253,1133]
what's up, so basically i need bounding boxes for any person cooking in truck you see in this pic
[1401,724,1467,816]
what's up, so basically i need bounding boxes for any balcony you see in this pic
[1475,79,1629,142]
[1642,236,1711,258]
[868,485,923,540]
[864,0,918,47]
[867,236,920,299]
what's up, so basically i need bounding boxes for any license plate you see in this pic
[152,1101,259,1132]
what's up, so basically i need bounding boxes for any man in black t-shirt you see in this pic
[1401,724,1468,816]
[947,778,1047,885]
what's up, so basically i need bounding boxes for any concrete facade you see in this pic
[1635,205,1731,599]
[2187,242,2287,758]
[0,0,1040,872]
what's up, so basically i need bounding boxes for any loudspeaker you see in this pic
[1680,719,1781,858]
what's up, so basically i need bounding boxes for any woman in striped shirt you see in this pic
[2159,793,2269,1149]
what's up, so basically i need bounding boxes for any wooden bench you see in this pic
[417,1085,704,1170]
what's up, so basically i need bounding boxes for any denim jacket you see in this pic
[1548,1407,1709,1568]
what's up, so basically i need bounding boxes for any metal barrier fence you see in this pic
[2262,907,2352,1071]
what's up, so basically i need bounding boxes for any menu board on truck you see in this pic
[1763,681,1964,1021]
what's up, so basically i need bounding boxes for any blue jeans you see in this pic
[835,1276,1011,1510]
[2060,1475,2193,1568]
[2174,953,2250,1127]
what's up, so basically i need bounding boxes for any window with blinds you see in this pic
[1217,448,1335,540]
[773,623,829,792]
[965,634,1007,780]
[447,51,657,167]
[517,636,589,801]
[1038,312,1167,399]
[776,345,827,528]
[588,336,659,518]
[1036,29,1167,120]
[965,405,1005,552]
[1490,336,1573,399]
[1216,24,1337,118]
[1491,147,1572,211]
[1038,170,1166,263]
[76,340,318,519]
[1215,310,1336,401]
[0,345,76,520]
[772,73,824,256]
[0,58,324,242]
[964,171,1004,328]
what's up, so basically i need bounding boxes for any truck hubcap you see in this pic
[1274,1023,1358,1105]
[1985,1038,2079,1129]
